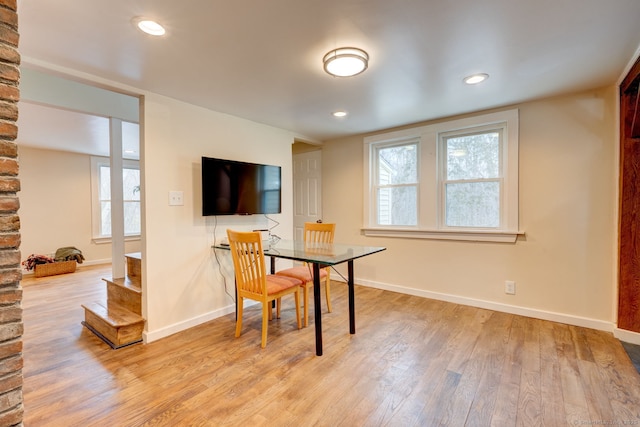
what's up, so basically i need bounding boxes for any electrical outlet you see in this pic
[505,280,516,295]
[169,191,184,206]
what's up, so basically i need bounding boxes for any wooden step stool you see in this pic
[82,253,145,349]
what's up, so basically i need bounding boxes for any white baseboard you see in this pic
[356,278,614,333]
[614,328,640,345]
[143,300,258,343]
[144,304,236,343]
[142,277,629,345]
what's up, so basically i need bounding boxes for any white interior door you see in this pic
[292,150,322,240]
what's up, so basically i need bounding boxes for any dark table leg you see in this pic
[270,256,276,309]
[348,260,355,334]
[313,262,323,356]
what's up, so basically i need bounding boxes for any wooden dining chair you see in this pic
[227,229,302,348]
[275,222,336,327]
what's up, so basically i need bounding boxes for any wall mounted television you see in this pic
[201,156,282,216]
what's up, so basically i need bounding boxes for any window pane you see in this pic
[123,168,140,201]
[98,164,141,237]
[377,186,417,226]
[124,201,141,235]
[99,166,111,200]
[446,132,500,180]
[378,144,417,185]
[100,201,111,236]
[445,181,499,227]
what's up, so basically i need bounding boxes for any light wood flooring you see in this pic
[22,264,640,426]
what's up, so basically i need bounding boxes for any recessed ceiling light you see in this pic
[323,47,369,77]
[332,111,348,117]
[464,73,489,85]
[134,17,166,36]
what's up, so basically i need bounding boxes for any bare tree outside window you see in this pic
[443,131,501,228]
[99,165,141,236]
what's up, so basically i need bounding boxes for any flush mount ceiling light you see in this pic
[133,17,166,36]
[323,47,369,77]
[464,73,489,85]
[332,111,348,117]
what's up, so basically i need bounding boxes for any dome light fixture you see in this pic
[323,47,369,77]
[134,17,166,36]
[464,73,489,85]
[332,110,348,118]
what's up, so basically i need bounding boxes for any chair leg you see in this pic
[235,297,244,338]
[294,289,301,329]
[261,302,269,348]
[325,277,332,313]
[303,284,309,327]
[276,298,282,318]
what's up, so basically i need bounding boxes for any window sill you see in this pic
[93,235,141,245]
[362,227,524,243]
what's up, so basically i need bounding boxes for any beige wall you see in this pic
[17,70,298,343]
[18,146,140,267]
[142,93,296,341]
[322,86,617,329]
[18,69,621,340]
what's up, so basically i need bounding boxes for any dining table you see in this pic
[215,238,386,356]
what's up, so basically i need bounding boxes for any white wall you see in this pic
[142,93,296,341]
[18,146,141,267]
[322,86,618,331]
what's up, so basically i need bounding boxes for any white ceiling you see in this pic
[18,102,140,159]
[15,0,640,154]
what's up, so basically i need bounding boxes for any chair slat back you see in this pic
[304,222,335,244]
[227,230,267,297]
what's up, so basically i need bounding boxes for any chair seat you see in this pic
[276,266,328,283]
[266,274,303,294]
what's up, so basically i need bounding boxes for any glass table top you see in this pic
[214,239,386,265]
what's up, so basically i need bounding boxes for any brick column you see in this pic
[0,0,21,425]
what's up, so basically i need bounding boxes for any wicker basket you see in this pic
[34,260,77,278]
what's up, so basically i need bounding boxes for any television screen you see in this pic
[201,156,282,216]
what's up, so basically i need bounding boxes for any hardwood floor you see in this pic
[22,265,640,426]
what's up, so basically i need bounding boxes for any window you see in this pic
[441,127,502,228]
[91,157,141,241]
[374,141,418,226]
[364,109,519,242]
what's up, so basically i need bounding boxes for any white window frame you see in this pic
[363,109,521,243]
[90,156,141,244]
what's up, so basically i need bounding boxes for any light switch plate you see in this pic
[169,191,184,206]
